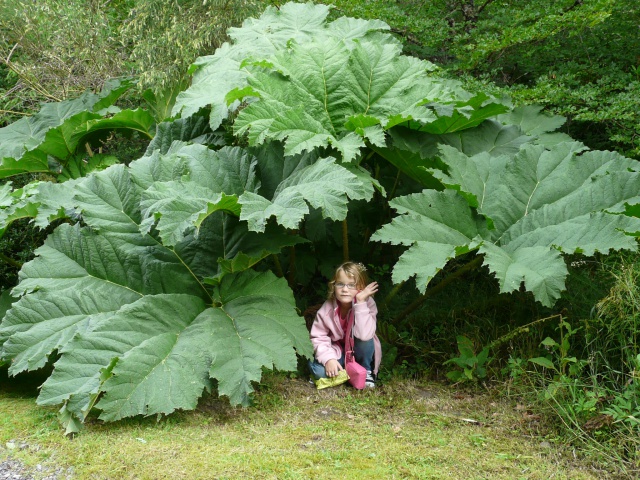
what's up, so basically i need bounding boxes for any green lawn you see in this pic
[0,371,614,479]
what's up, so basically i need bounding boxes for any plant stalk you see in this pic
[271,254,284,278]
[393,255,483,325]
[485,314,563,351]
[342,219,349,261]
[287,245,296,288]
[0,109,29,116]
[0,252,22,269]
[383,281,406,308]
[388,169,401,200]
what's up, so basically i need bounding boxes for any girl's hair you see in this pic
[327,261,369,300]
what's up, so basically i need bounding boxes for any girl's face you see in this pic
[334,270,359,306]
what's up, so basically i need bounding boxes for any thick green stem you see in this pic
[388,169,401,200]
[383,281,406,308]
[271,254,284,278]
[287,245,296,288]
[0,252,22,269]
[393,256,483,325]
[362,227,371,250]
[342,219,349,262]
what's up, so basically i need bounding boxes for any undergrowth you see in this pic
[381,250,639,475]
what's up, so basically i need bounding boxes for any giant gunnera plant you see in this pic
[1,3,638,432]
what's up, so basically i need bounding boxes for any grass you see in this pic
[0,369,621,480]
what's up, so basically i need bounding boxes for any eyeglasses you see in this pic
[335,282,357,289]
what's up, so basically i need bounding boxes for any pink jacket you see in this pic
[309,297,382,375]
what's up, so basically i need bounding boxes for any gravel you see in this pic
[0,459,36,480]
[1,441,71,480]
[0,458,68,480]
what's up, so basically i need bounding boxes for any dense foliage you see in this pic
[374,142,640,305]
[329,0,640,159]
[0,2,638,437]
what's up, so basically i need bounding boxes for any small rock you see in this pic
[539,441,552,449]
[416,388,436,399]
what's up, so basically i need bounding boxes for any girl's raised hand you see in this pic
[355,281,378,304]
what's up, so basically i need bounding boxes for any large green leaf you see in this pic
[131,143,257,193]
[0,80,152,188]
[145,114,219,156]
[372,142,640,306]
[478,243,568,308]
[173,1,507,168]
[35,270,308,423]
[141,184,240,245]
[58,153,120,181]
[0,148,50,178]
[12,223,197,299]
[0,80,134,179]
[416,93,509,135]
[76,151,299,280]
[239,157,372,232]
[136,144,259,244]
[372,120,533,188]
[38,108,154,175]
[371,190,484,290]
[0,183,12,207]
[0,180,80,240]
[172,3,391,129]
[232,37,456,162]
[28,270,309,422]
[228,2,333,51]
[0,157,312,426]
[128,142,304,275]
[248,143,319,200]
[135,140,377,237]
[497,105,566,136]
[141,189,306,280]
[0,80,129,160]
[0,287,141,375]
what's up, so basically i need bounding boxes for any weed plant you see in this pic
[371,249,640,472]
[497,252,640,474]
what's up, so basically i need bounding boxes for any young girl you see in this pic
[308,262,382,388]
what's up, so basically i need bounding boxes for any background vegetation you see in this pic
[329,0,640,159]
[1,0,639,475]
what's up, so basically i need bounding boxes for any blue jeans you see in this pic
[308,337,375,379]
